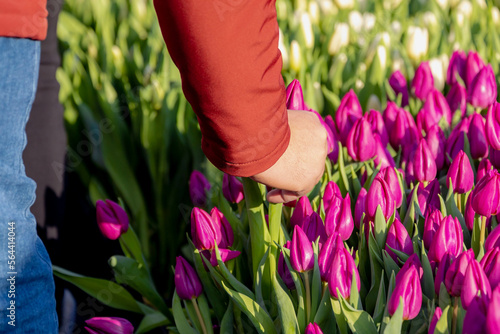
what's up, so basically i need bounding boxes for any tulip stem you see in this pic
[191,298,208,334]
[451,297,459,334]
[456,193,462,213]
[303,272,311,322]
[480,215,487,249]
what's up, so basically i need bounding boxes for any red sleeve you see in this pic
[154,0,290,177]
[0,0,48,40]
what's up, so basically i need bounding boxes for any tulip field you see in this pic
[52,0,500,333]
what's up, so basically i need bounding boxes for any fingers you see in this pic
[266,188,300,204]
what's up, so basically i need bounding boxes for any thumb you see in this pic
[266,189,299,204]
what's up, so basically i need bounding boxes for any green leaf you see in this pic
[314,289,336,333]
[421,243,436,300]
[273,275,300,334]
[214,244,255,300]
[382,250,400,281]
[372,270,387,324]
[197,294,214,334]
[434,305,451,334]
[255,249,270,313]
[221,281,277,334]
[220,301,234,334]
[374,206,388,249]
[53,265,142,314]
[135,311,170,334]
[338,295,378,334]
[172,291,198,334]
[382,297,404,334]
[337,143,350,196]
[331,297,348,334]
[311,243,323,321]
[445,180,471,246]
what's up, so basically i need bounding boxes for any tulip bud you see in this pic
[413,139,437,183]
[429,56,446,92]
[324,193,354,240]
[409,180,441,216]
[477,159,493,182]
[425,124,446,171]
[461,260,492,309]
[379,167,403,208]
[446,118,470,161]
[383,101,399,135]
[428,307,442,334]
[446,150,474,194]
[322,181,342,213]
[411,61,434,100]
[428,215,464,265]
[291,196,313,228]
[389,107,420,150]
[465,51,485,88]
[467,64,498,109]
[210,207,234,249]
[385,219,413,262]
[222,174,244,204]
[366,109,389,147]
[486,226,500,252]
[435,252,454,295]
[95,199,129,240]
[189,170,211,207]
[486,286,500,333]
[398,253,424,280]
[328,23,349,56]
[468,113,489,159]
[471,170,500,217]
[335,90,363,145]
[373,134,396,169]
[328,247,360,299]
[388,70,409,106]
[445,249,475,296]
[325,115,340,163]
[486,102,500,150]
[305,323,324,334]
[291,225,314,273]
[318,232,343,282]
[174,256,203,300]
[85,317,134,334]
[347,117,377,162]
[447,50,467,86]
[480,248,500,290]
[290,40,302,72]
[406,26,429,63]
[422,89,452,125]
[300,12,314,49]
[365,175,396,222]
[302,212,328,244]
[354,188,367,229]
[423,208,443,250]
[278,241,295,290]
[191,208,221,250]
[491,147,500,170]
[388,266,422,320]
[446,83,467,116]
[463,295,489,334]
[348,11,363,33]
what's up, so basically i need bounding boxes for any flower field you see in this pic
[53,0,500,333]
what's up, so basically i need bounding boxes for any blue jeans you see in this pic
[0,37,58,332]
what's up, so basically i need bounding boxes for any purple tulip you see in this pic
[389,107,420,150]
[189,170,211,207]
[325,194,353,240]
[422,89,452,125]
[290,196,313,228]
[385,219,413,262]
[191,207,221,250]
[467,64,498,109]
[428,215,464,265]
[210,207,234,249]
[373,134,396,170]
[447,50,467,86]
[302,212,328,244]
[482,248,500,290]
[445,249,475,297]
[412,61,434,101]
[379,167,403,208]
[389,70,409,106]
[336,90,363,145]
[347,117,377,162]
[463,295,489,334]
[322,181,342,213]
[486,102,500,150]
[278,241,295,290]
[383,101,399,135]
[435,252,454,296]
[388,266,422,320]
[461,260,492,310]
[446,117,470,162]
[425,124,446,171]
[490,148,500,169]
[428,307,442,334]
[465,51,485,88]
[286,79,314,111]
[398,253,424,281]
[477,159,493,182]
[325,115,340,163]
[471,170,500,217]
[354,188,367,229]
[413,179,441,216]
[423,208,443,250]
[367,109,389,147]
[365,175,396,222]
[446,150,474,194]
[467,113,489,159]
[486,225,500,252]
[85,317,134,334]
[290,225,314,273]
[486,286,500,333]
[222,174,244,204]
[412,139,437,183]
[318,232,343,282]
[95,199,130,240]
[206,248,241,267]
[305,323,324,334]
[446,83,467,117]
[328,247,360,299]
[174,256,203,300]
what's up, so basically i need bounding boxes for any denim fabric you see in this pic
[0,37,58,332]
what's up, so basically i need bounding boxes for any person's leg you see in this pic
[0,37,58,332]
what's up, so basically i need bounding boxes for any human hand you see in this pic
[251,109,329,203]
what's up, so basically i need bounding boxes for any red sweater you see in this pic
[154,0,290,177]
[0,0,48,40]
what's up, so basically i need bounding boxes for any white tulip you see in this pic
[362,13,376,32]
[308,1,320,25]
[383,0,403,10]
[429,57,446,91]
[318,0,337,16]
[435,0,449,9]
[391,21,402,36]
[366,95,382,112]
[406,26,428,62]
[456,1,473,19]
[349,11,363,33]
[475,0,486,9]
[328,23,350,56]
[334,0,355,10]
[278,29,289,70]
[290,40,302,72]
[300,12,315,49]
[422,12,438,30]
[492,6,500,26]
